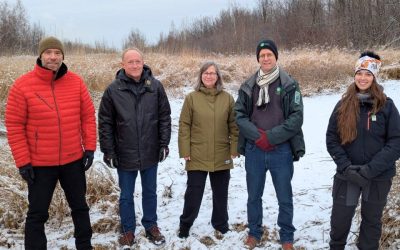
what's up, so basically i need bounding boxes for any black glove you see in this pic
[82,150,94,171]
[103,155,118,169]
[344,165,369,187]
[344,164,362,173]
[358,164,371,179]
[159,146,169,162]
[19,163,35,185]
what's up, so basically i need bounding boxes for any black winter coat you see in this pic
[98,65,171,170]
[326,97,400,179]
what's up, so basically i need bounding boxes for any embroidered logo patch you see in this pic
[294,91,301,104]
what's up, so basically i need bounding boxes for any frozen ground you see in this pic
[1,80,399,249]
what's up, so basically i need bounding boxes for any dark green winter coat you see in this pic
[235,68,305,161]
[178,87,238,171]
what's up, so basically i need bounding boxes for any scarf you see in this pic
[256,65,280,106]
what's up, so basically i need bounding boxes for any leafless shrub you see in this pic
[231,222,247,232]
[199,235,216,247]
[92,218,118,234]
[380,161,400,248]
[0,0,44,56]
[0,145,27,231]
[86,161,120,206]
[152,1,400,54]
[162,182,174,199]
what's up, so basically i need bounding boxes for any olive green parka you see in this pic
[178,87,238,172]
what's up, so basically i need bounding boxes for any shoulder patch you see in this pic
[294,91,301,105]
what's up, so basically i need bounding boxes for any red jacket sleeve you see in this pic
[80,81,97,151]
[5,84,31,167]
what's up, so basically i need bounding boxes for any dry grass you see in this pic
[1,48,400,248]
[380,161,400,248]
[1,49,400,114]
[0,143,121,246]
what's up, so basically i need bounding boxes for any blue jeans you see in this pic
[245,142,295,243]
[117,165,158,234]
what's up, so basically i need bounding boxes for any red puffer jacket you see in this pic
[5,63,96,168]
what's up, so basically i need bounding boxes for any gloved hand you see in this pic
[159,146,169,162]
[103,155,118,169]
[344,165,369,187]
[82,150,94,171]
[358,164,371,179]
[255,128,275,152]
[344,164,362,173]
[19,163,35,185]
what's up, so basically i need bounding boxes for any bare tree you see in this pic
[122,29,147,51]
[0,0,45,55]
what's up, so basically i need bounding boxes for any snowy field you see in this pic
[1,80,399,250]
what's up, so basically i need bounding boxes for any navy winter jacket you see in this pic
[326,97,400,179]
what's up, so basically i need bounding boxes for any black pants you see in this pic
[179,169,230,233]
[329,176,392,250]
[25,159,92,250]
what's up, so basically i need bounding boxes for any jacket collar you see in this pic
[240,68,296,96]
[35,58,68,81]
[199,86,219,96]
[116,65,154,93]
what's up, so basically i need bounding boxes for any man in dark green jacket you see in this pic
[235,39,305,250]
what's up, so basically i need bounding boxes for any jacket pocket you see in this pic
[368,112,385,136]
[366,179,392,204]
[35,93,53,110]
[332,175,346,200]
[35,129,38,153]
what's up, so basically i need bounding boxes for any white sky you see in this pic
[10,0,258,49]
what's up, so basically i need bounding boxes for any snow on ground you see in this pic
[2,80,399,250]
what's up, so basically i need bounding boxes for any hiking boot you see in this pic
[178,226,189,238]
[118,231,135,246]
[282,242,295,250]
[244,235,260,249]
[145,226,166,245]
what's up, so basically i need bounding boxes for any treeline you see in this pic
[0,0,116,56]
[2,0,400,55]
[150,0,400,53]
[0,1,43,55]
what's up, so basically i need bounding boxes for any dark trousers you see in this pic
[179,169,230,233]
[25,159,92,250]
[329,177,392,250]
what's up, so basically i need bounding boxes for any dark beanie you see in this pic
[256,39,278,61]
[38,36,64,57]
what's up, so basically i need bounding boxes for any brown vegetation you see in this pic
[1,48,400,114]
[380,161,400,248]
[152,0,400,54]
[0,48,400,248]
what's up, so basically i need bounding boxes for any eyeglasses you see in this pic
[202,72,217,77]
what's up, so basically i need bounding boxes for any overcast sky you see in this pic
[9,0,258,49]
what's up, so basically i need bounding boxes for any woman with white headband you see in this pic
[326,51,400,249]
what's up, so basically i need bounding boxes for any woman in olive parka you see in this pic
[177,61,239,238]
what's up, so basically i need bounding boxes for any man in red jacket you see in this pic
[5,36,96,250]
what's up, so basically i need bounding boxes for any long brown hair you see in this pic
[337,79,386,144]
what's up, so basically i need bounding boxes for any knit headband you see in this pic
[355,56,381,78]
